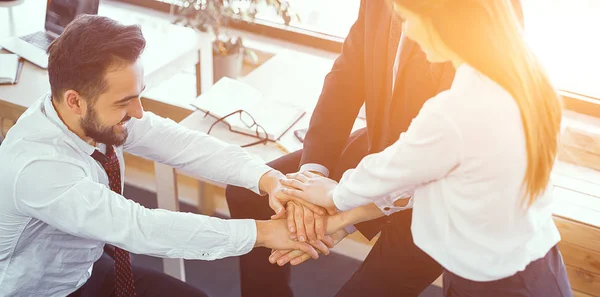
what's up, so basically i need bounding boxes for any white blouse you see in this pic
[332,64,560,281]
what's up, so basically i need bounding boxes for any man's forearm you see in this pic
[125,113,272,194]
[326,203,385,234]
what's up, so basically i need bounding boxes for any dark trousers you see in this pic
[225,129,443,297]
[68,253,208,297]
[443,245,573,297]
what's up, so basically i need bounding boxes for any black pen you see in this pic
[13,58,24,84]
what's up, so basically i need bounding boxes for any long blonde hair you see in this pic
[395,0,562,206]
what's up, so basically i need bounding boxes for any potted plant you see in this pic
[173,0,299,83]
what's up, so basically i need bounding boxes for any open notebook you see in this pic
[192,77,305,141]
[0,54,22,85]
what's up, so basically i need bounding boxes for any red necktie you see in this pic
[91,146,136,297]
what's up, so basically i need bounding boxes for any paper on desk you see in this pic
[192,77,305,140]
[0,54,20,84]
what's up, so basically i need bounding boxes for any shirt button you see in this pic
[383,207,391,211]
[202,252,209,257]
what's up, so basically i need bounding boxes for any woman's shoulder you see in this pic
[420,65,519,126]
[450,64,514,102]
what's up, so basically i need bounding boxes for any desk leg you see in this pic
[195,49,203,97]
[197,181,216,216]
[1,118,14,137]
[154,162,186,281]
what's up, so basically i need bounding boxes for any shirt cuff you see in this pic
[178,218,257,261]
[373,196,414,216]
[226,219,257,257]
[242,162,274,195]
[332,185,373,212]
[299,163,330,177]
[344,225,358,234]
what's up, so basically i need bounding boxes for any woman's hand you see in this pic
[259,170,326,220]
[278,171,338,212]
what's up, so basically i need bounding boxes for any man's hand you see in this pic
[269,228,348,266]
[267,203,385,266]
[254,220,319,260]
[285,201,328,243]
[279,171,338,212]
[259,170,326,220]
[280,171,329,242]
[258,170,286,218]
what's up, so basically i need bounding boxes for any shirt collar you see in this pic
[42,93,100,156]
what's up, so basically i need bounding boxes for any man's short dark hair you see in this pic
[47,14,146,103]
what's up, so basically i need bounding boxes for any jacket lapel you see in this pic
[368,2,398,148]
[390,38,416,100]
[383,12,403,101]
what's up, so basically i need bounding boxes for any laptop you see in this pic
[0,0,100,69]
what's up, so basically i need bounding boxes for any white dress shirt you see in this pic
[0,94,272,296]
[332,64,561,281]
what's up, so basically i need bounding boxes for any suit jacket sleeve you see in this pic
[300,0,368,172]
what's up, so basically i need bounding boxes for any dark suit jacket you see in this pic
[300,0,455,172]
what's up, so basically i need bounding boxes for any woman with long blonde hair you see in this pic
[277,0,571,295]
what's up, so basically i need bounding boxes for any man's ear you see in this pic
[63,90,85,116]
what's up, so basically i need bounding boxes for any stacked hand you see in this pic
[269,202,348,266]
[263,171,348,266]
[260,170,398,266]
[279,171,338,212]
[258,170,338,263]
[254,219,321,260]
[260,170,327,220]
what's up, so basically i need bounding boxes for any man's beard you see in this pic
[80,106,129,147]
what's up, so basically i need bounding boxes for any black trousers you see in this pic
[68,253,208,297]
[443,245,573,297]
[225,129,443,297]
